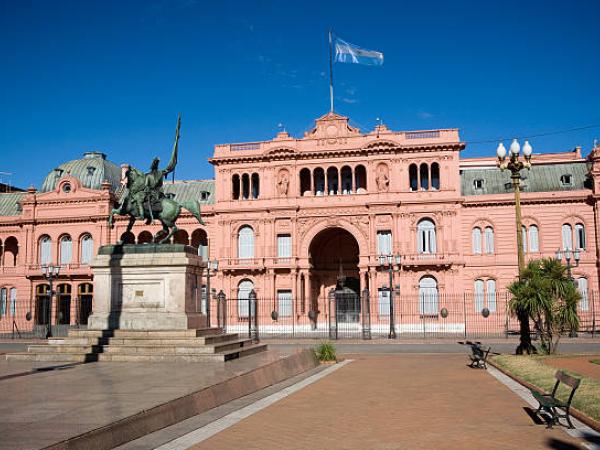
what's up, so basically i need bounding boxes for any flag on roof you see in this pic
[334,36,384,66]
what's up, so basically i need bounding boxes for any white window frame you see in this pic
[562,224,573,250]
[40,236,52,266]
[474,279,484,312]
[417,220,436,255]
[577,277,589,311]
[237,279,254,318]
[378,288,390,316]
[277,234,292,258]
[484,227,494,254]
[575,223,586,250]
[419,276,438,315]
[529,225,539,252]
[238,226,255,260]
[277,290,293,317]
[9,287,16,316]
[472,228,482,254]
[377,230,392,256]
[81,234,94,265]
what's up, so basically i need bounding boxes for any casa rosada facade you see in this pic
[1,112,599,337]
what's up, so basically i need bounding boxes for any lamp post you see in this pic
[205,259,218,328]
[555,248,581,338]
[41,264,60,339]
[497,138,535,354]
[378,253,401,339]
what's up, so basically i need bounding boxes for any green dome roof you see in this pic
[40,151,122,192]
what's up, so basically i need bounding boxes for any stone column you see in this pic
[337,168,341,195]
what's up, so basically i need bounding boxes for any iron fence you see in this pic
[1,290,597,340]
[220,291,599,340]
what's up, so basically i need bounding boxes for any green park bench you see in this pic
[531,370,581,429]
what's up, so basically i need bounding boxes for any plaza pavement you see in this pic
[180,354,594,450]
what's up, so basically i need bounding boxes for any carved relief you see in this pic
[376,163,390,192]
[276,169,290,197]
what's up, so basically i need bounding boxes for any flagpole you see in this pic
[329,29,334,112]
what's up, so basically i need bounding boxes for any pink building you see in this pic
[1,113,598,337]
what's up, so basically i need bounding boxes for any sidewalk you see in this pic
[188,354,590,450]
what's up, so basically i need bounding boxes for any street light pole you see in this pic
[379,254,401,339]
[497,139,535,354]
[41,264,60,339]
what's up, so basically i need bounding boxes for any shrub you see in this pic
[315,341,337,362]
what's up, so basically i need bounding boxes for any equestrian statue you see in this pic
[108,115,204,244]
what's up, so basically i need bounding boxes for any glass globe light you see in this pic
[509,139,520,156]
[523,140,532,157]
[496,142,507,159]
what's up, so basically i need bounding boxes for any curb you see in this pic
[488,358,600,433]
[42,349,320,450]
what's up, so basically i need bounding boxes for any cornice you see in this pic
[209,142,464,166]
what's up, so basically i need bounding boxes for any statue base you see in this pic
[88,244,206,330]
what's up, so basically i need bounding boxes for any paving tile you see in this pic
[189,354,588,450]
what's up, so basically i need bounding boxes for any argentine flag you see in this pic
[334,36,384,66]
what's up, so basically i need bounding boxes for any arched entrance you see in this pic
[309,227,360,322]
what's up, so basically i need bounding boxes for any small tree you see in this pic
[508,258,580,354]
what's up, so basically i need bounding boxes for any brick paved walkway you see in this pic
[190,354,587,450]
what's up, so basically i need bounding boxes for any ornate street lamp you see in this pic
[41,264,60,339]
[205,259,218,328]
[497,138,534,354]
[555,248,581,338]
[378,253,402,339]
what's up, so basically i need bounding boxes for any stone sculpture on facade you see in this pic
[108,115,204,243]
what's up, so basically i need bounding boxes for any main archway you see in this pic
[308,227,360,322]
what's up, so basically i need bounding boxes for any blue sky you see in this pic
[1,0,599,189]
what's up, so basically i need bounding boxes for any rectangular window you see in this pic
[575,224,586,250]
[277,290,293,317]
[378,288,390,316]
[277,235,292,258]
[10,288,16,316]
[0,288,6,317]
[377,230,392,256]
[486,280,496,312]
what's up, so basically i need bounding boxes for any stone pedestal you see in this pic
[88,244,206,330]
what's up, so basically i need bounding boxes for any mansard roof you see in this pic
[40,151,122,193]
[461,161,590,196]
[0,192,27,216]
[164,180,215,205]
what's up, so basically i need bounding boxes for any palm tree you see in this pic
[508,258,580,354]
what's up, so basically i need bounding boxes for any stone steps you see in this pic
[5,328,267,363]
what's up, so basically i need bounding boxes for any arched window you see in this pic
[251,173,260,199]
[562,224,573,250]
[419,276,438,315]
[120,231,135,245]
[78,283,93,325]
[40,236,52,266]
[241,174,250,200]
[191,229,208,259]
[431,163,440,190]
[314,168,325,196]
[419,163,429,191]
[4,236,18,267]
[173,229,189,245]
[529,225,539,252]
[232,174,240,200]
[80,234,93,265]
[59,235,72,265]
[484,227,494,254]
[237,279,254,318]
[0,287,6,318]
[409,164,418,191]
[417,219,436,254]
[57,284,71,325]
[577,277,589,311]
[138,231,153,245]
[299,168,311,196]
[326,167,339,195]
[9,287,16,316]
[355,165,367,192]
[35,284,50,325]
[474,279,484,312]
[575,223,586,250]
[238,226,255,259]
[341,166,353,194]
[472,227,482,254]
[486,279,496,312]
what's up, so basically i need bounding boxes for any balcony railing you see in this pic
[400,253,458,267]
